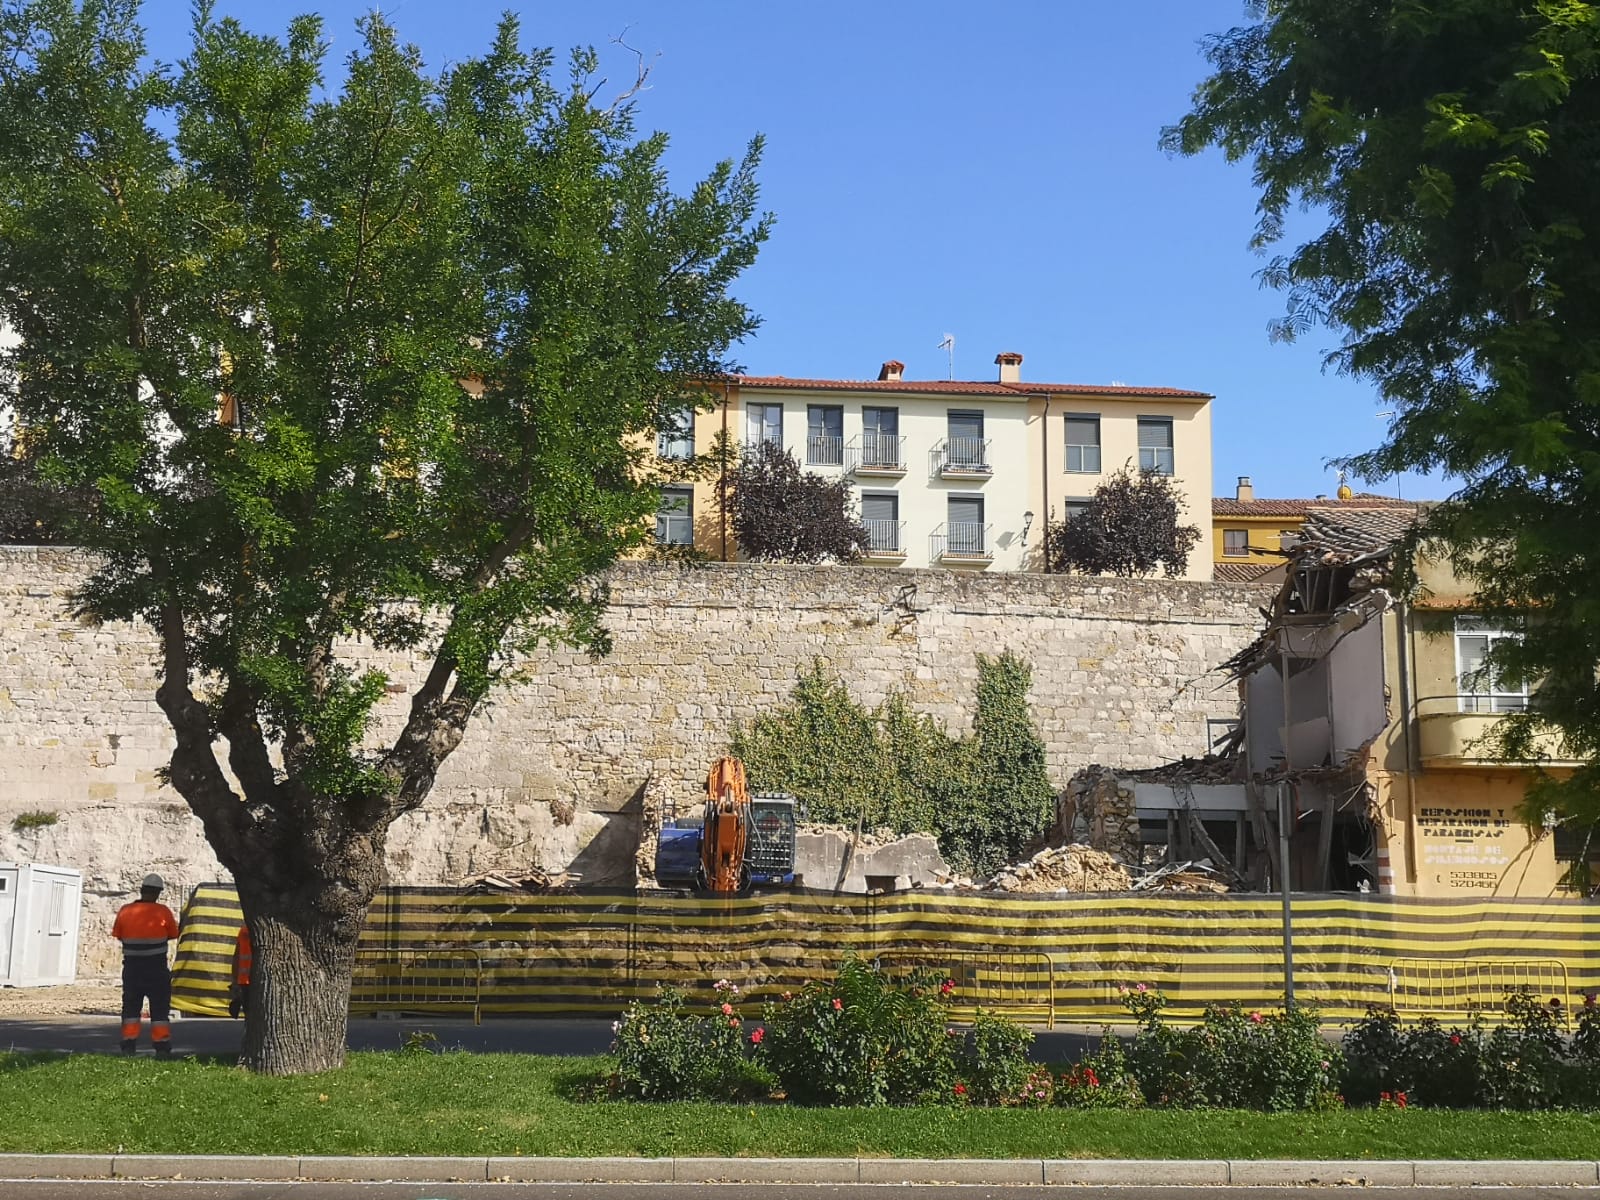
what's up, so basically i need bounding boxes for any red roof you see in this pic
[721,375,1211,400]
[1212,496,1419,517]
[1214,560,1280,583]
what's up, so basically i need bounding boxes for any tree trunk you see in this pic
[238,889,371,1075]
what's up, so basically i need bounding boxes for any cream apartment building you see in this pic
[656,353,1213,579]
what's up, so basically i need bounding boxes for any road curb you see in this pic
[3,1153,1600,1185]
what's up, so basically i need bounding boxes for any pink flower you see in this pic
[781,991,792,1002]
[1396,1091,1407,1109]
[1136,982,1148,994]
[1249,1011,1264,1024]
[832,998,843,1011]
[953,1083,967,1096]
[720,1003,733,1016]
[940,979,955,996]
[727,1017,739,1028]
[1450,1034,1462,1046]
[750,1027,765,1045]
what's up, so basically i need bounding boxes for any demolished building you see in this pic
[1068,503,1595,898]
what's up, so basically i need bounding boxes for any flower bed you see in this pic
[606,961,1600,1112]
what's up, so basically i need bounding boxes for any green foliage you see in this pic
[731,654,1054,877]
[0,0,769,1064]
[1045,464,1200,578]
[1166,0,1600,824]
[1056,1034,1145,1110]
[1341,992,1600,1110]
[1121,985,1342,1111]
[963,1010,1034,1105]
[758,957,961,1106]
[9,809,58,832]
[609,983,767,1101]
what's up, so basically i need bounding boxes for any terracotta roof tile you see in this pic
[720,375,1211,400]
[1213,560,1279,583]
[1212,496,1420,517]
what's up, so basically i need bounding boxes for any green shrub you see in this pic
[732,654,1054,877]
[610,983,766,1101]
[1057,1032,1145,1109]
[759,957,959,1106]
[962,1010,1034,1105]
[1121,985,1342,1111]
[1478,991,1569,1110]
[1341,1005,1409,1106]
[10,810,58,832]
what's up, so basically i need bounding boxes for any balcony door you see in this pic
[862,406,899,467]
[947,494,984,555]
[861,492,899,552]
[947,410,984,468]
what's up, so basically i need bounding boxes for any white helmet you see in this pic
[141,873,165,892]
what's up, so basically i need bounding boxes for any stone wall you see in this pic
[0,547,1267,975]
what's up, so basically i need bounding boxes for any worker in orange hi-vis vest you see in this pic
[110,873,180,1057]
[229,924,253,1019]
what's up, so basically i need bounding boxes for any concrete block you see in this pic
[112,1155,300,1180]
[858,1158,1043,1184]
[0,1155,114,1179]
[488,1157,672,1183]
[673,1157,858,1183]
[296,1156,487,1182]
[1413,1160,1600,1186]
[1228,1159,1414,1186]
[1045,1158,1229,1186]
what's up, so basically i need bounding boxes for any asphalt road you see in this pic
[0,1017,1121,1061]
[4,1188,1599,1200]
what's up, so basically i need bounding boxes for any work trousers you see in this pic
[120,956,172,1045]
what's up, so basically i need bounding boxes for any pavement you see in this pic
[2,1155,1600,1189]
[0,1017,1123,1060]
[3,1189,1600,1200]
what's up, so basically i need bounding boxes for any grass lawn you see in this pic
[1,1051,1597,1160]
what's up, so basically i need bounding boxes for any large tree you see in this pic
[723,439,869,563]
[1044,465,1199,577]
[1166,1,1600,829]
[0,0,768,1073]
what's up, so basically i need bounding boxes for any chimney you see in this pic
[877,359,904,382]
[994,351,1023,384]
[1235,475,1254,503]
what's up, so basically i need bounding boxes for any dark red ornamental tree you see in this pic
[0,1,768,1073]
[1045,465,1200,578]
[724,440,870,563]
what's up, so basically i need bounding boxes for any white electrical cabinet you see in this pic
[0,862,83,987]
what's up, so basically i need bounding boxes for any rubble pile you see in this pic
[982,843,1133,894]
[1132,859,1231,895]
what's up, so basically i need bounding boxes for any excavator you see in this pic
[654,757,798,895]
[698,756,751,895]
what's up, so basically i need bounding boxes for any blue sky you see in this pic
[136,0,1445,502]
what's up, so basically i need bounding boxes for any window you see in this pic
[807,404,843,465]
[861,492,899,552]
[947,410,986,468]
[46,881,69,937]
[1206,717,1240,753]
[1455,617,1528,713]
[947,494,985,554]
[657,409,695,459]
[746,402,782,448]
[1223,529,1249,557]
[862,406,900,466]
[655,487,693,546]
[1137,416,1174,475]
[1064,414,1101,473]
[1064,498,1092,524]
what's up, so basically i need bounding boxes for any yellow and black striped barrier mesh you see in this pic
[172,884,1600,1023]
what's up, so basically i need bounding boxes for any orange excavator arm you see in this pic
[700,756,751,894]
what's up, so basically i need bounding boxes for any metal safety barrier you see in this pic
[876,949,1056,1029]
[1388,957,1572,1026]
[351,947,484,1025]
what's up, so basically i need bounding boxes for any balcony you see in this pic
[845,433,907,476]
[1416,697,1579,768]
[806,434,844,468]
[930,437,992,479]
[930,521,992,565]
[861,519,906,560]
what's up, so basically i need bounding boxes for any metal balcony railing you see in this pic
[930,521,991,561]
[931,436,992,476]
[847,432,907,474]
[806,434,844,466]
[862,519,905,555]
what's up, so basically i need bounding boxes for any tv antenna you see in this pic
[936,333,955,381]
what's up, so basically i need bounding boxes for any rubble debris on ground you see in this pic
[1132,859,1231,894]
[462,869,569,893]
[981,843,1133,893]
